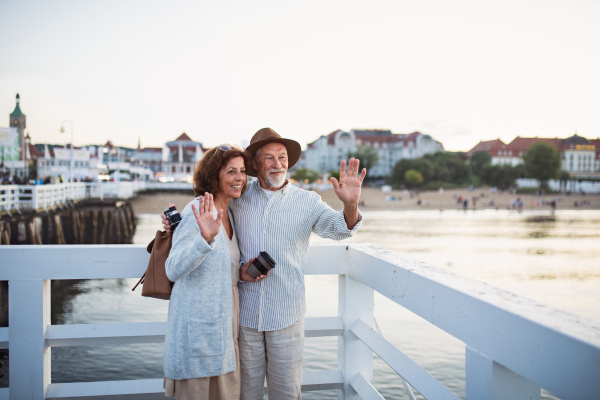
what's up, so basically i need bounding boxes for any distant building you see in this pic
[2,94,39,180]
[161,132,205,180]
[10,93,26,161]
[37,145,96,181]
[466,133,600,179]
[299,129,444,176]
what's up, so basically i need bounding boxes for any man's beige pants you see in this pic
[239,317,304,400]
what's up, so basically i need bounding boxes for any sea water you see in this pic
[48,210,600,399]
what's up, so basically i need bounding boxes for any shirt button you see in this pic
[263,230,266,234]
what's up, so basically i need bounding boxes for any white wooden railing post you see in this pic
[338,268,374,399]
[465,347,540,400]
[8,279,51,399]
[31,185,39,210]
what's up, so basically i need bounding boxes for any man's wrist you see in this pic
[343,201,359,212]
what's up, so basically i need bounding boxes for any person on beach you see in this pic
[164,127,366,399]
[163,145,267,400]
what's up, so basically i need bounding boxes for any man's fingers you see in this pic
[330,177,340,191]
[354,159,360,177]
[339,159,347,178]
[358,168,367,183]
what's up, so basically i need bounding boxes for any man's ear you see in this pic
[252,158,259,172]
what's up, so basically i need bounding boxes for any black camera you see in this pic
[247,251,276,278]
[164,205,182,230]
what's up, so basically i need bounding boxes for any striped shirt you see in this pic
[229,180,362,331]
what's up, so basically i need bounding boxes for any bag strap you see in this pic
[132,272,146,291]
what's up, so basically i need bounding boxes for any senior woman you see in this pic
[163,144,265,400]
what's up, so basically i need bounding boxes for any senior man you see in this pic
[231,127,366,399]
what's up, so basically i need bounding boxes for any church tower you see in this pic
[9,93,27,160]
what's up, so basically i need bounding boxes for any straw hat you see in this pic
[245,128,301,177]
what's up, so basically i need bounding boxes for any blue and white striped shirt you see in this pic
[229,180,362,331]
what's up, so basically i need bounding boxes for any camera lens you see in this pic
[164,206,182,228]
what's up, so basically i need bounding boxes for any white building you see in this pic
[160,133,205,181]
[300,129,444,176]
[466,133,600,179]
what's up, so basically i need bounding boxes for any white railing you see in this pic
[0,181,195,213]
[84,182,136,201]
[0,184,87,213]
[1,244,599,399]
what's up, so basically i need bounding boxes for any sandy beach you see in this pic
[129,186,599,215]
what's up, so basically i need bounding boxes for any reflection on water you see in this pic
[16,210,600,399]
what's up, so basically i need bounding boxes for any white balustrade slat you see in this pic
[349,373,385,400]
[305,244,348,275]
[304,316,344,337]
[46,322,166,347]
[46,379,165,399]
[301,370,344,391]
[465,347,541,400]
[351,319,461,400]
[43,318,341,347]
[8,279,51,400]
[1,245,149,280]
[347,243,600,400]
[338,274,374,400]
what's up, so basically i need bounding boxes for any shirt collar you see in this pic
[253,179,291,195]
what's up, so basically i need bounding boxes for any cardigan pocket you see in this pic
[187,314,225,357]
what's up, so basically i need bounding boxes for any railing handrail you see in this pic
[1,243,599,399]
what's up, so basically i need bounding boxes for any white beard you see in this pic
[265,169,287,188]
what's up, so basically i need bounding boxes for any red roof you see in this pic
[506,137,563,154]
[466,139,507,157]
[327,130,342,145]
[140,147,162,153]
[174,132,193,142]
[28,143,43,159]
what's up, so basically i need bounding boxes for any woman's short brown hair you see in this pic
[192,146,250,198]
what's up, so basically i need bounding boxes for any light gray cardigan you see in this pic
[163,198,235,380]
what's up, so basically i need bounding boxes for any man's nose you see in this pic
[273,158,281,168]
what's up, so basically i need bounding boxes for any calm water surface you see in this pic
[47,209,600,399]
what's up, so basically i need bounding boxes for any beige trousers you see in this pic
[239,317,304,400]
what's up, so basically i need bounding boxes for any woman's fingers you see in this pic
[215,209,223,226]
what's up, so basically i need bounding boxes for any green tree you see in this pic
[523,142,561,189]
[292,168,319,183]
[347,145,379,177]
[424,152,471,184]
[328,170,340,181]
[480,164,524,189]
[470,151,492,177]
[404,169,424,187]
[389,158,434,187]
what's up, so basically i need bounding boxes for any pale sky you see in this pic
[1,0,598,152]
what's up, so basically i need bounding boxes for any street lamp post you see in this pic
[60,120,74,184]
[24,132,31,183]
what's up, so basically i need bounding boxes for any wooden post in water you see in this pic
[54,214,66,245]
[0,221,10,245]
